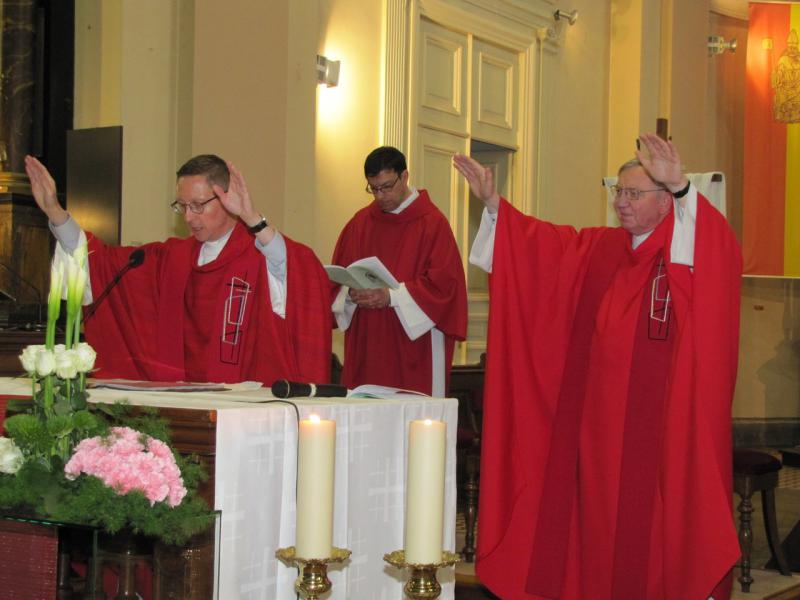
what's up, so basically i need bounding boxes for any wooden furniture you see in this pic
[449,353,486,562]
[0,329,45,376]
[0,192,51,327]
[733,448,792,592]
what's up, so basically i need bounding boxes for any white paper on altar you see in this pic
[214,397,458,600]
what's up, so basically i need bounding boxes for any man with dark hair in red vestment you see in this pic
[331,146,467,396]
[24,154,331,386]
[453,133,741,600]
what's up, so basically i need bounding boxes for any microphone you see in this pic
[0,261,45,328]
[271,379,349,398]
[84,248,146,321]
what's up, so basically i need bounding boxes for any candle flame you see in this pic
[309,414,321,423]
[424,419,433,425]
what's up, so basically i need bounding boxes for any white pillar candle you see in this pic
[405,419,446,564]
[295,414,336,559]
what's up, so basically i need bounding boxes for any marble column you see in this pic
[0,0,36,177]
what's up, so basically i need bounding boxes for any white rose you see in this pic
[35,349,56,377]
[19,345,44,374]
[55,349,79,380]
[74,343,97,373]
[0,437,24,474]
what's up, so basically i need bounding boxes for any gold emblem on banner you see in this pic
[773,29,800,123]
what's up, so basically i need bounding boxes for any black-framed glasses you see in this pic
[610,185,666,201]
[170,194,219,214]
[365,175,400,195]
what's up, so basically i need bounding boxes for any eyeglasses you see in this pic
[365,175,400,195]
[170,194,219,214]
[610,185,666,201]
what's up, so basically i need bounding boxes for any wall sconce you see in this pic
[554,9,578,25]
[316,55,340,87]
[708,36,737,56]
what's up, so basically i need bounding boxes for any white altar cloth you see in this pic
[0,378,458,599]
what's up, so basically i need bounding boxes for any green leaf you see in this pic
[6,399,33,413]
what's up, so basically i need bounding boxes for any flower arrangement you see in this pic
[0,241,214,545]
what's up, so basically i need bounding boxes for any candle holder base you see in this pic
[383,549,460,600]
[276,546,351,600]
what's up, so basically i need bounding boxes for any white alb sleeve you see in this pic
[670,185,697,267]
[331,286,358,331]
[469,208,497,273]
[390,283,435,341]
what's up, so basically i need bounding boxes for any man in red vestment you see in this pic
[454,134,741,600]
[331,146,467,396]
[24,154,331,385]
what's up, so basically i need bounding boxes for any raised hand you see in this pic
[24,155,68,225]
[215,162,254,220]
[453,154,500,212]
[635,133,688,193]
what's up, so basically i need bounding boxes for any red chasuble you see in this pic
[476,196,742,599]
[331,190,467,394]
[84,223,331,385]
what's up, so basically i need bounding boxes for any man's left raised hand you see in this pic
[636,133,689,193]
[216,161,274,241]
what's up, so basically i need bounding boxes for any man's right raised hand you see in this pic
[24,155,68,226]
[453,154,500,213]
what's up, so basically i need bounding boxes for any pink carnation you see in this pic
[64,426,187,507]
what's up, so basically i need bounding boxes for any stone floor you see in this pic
[454,460,800,599]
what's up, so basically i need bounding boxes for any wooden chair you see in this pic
[448,354,486,562]
[733,448,792,592]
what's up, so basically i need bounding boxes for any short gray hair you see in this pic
[617,158,643,176]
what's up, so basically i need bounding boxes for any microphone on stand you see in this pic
[0,261,45,329]
[84,248,146,322]
[271,379,349,398]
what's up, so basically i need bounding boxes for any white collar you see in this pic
[389,187,419,214]
[631,230,652,249]
[198,226,235,266]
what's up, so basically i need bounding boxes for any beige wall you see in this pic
[540,0,612,229]
[74,0,188,246]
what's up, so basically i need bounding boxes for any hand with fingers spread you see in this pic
[636,133,689,193]
[24,155,69,225]
[215,161,273,240]
[453,154,501,213]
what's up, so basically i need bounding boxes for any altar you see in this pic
[0,377,458,599]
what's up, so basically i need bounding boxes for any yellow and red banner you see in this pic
[743,2,800,276]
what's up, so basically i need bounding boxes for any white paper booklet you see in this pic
[325,256,400,290]
[347,384,429,398]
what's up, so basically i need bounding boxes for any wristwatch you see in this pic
[248,215,269,234]
[672,181,691,199]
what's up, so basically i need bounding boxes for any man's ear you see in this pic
[401,169,410,185]
[659,191,673,214]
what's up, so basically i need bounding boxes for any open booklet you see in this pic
[347,384,429,398]
[325,256,400,290]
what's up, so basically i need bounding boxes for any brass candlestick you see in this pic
[383,549,460,600]
[276,546,351,599]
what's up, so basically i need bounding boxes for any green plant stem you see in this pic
[43,375,54,419]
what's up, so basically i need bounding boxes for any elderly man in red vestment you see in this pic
[24,154,331,386]
[331,146,467,396]
[454,134,741,600]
